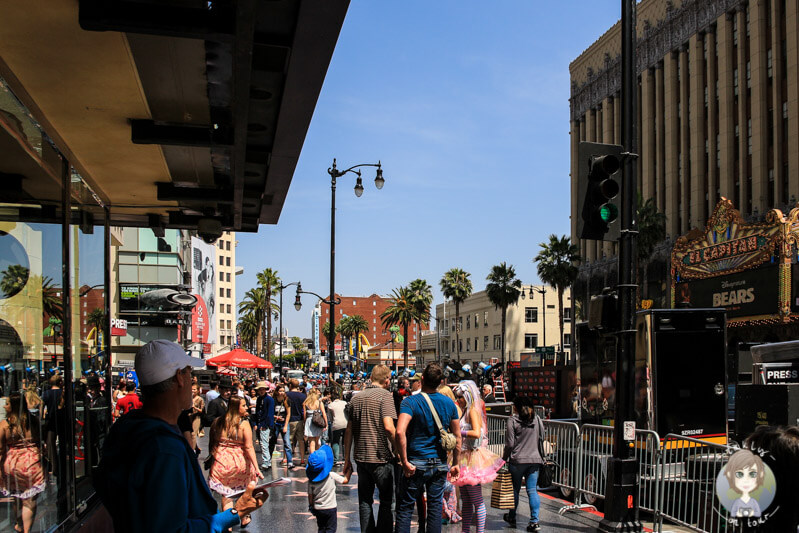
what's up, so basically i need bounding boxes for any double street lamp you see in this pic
[278,281,300,371]
[324,158,384,380]
[293,282,341,377]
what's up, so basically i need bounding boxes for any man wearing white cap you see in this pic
[95,340,267,532]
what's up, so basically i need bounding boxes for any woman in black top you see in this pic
[502,395,544,533]
[270,385,291,466]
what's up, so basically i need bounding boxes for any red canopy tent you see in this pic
[206,348,273,369]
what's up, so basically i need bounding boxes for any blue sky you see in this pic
[236,2,621,339]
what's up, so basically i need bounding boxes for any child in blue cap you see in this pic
[306,444,351,532]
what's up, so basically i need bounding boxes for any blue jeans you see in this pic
[507,462,541,525]
[395,458,448,533]
[259,427,271,468]
[271,426,292,465]
[330,428,345,462]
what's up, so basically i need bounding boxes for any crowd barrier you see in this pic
[486,412,735,533]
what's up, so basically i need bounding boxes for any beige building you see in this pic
[215,231,237,354]
[570,0,799,305]
[435,285,572,365]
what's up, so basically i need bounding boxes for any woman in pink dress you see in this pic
[208,396,263,527]
[0,392,45,533]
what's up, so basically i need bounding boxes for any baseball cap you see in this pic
[135,340,204,387]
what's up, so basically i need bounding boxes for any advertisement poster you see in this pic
[675,265,779,318]
[191,237,216,352]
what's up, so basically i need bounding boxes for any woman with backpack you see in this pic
[502,395,545,532]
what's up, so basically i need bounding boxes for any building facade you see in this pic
[314,293,423,350]
[434,285,572,365]
[570,0,799,311]
[215,231,237,354]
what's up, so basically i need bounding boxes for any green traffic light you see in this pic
[600,203,618,223]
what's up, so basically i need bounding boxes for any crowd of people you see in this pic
[3,338,799,532]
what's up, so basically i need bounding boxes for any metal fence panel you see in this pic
[486,414,508,457]
[655,434,734,533]
[541,419,581,498]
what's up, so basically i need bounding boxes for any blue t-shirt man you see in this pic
[399,392,458,463]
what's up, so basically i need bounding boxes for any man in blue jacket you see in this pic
[254,381,275,469]
[95,340,268,532]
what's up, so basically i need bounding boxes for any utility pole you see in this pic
[599,0,641,531]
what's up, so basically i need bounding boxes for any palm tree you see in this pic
[534,235,580,361]
[485,262,522,365]
[238,288,268,356]
[348,315,369,369]
[408,278,433,351]
[238,312,259,353]
[337,316,353,355]
[0,264,29,298]
[440,268,472,363]
[87,307,105,335]
[381,286,415,372]
[255,269,280,358]
[637,193,667,303]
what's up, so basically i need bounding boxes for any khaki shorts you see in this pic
[290,420,304,449]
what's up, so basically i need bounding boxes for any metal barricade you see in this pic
[541,419,581,499]
[654,434,734,533]
[486,413,508,456]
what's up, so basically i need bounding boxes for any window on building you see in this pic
[733,68,739,96]
[525,307,538,323]
[466,315,470,329]
[226,257,230,267]
[373,310,376,315]
[747,119,752,155]
[493,335,501,349]
[474,313,479,328]
[452,340,456,352]
[226,288,231,298]
[524,334,538,350]
[564,308,572,322]
[219,271,224,282]
[767,48,773,78]
[373,301,376,306]
[458,340,462,352]
[564,333,572,347]
[219,256,224,266]
[458,317,462,331]
[226,273,230,282]
[219,320,224,331]
[220,288,224,298]
[484,311,488,326]
[226,241,230,251]
[746,61,751,89]
[466,338,471,351]
[227,320,231,329]
[353,300,357,305]
[484,336,489,350]
[475,337,479,351]
[227,304,232,313]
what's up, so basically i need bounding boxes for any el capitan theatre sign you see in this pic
[672,198,799,323]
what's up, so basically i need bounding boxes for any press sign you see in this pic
[761,362,799,384]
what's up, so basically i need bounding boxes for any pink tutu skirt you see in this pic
[451,447,505,486]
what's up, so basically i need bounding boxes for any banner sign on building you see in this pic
[675,265,779,318]
[190,237,216,348]
[110,318,127,336]
[119,284,187,327]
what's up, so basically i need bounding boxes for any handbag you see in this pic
[490,467,515,509]
[420,393,457,452]
[536,416,557,489]
[311,409,325,428]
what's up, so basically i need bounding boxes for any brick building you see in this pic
[314,293,426,352]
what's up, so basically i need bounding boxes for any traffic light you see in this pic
[577,141,623,241]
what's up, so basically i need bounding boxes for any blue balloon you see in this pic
[409,369,416,377]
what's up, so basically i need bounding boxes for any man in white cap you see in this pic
[95,340,267,532]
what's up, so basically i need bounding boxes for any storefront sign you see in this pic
[682,235,768,266]
[676,265,779,318]
[110,318,127,336]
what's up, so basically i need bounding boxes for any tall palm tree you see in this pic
[337,316,353,355]
[534,235,580,361]
[485,262,522,365]
[637,193,667,303]
[0,264,29,298]
[348,315,369,369]
[408,278,433,350]
[238,288,268,356]
[440,268,472,363]
[381,286,415,372]
[256,269,280,359]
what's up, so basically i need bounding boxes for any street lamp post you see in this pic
[293,283,341,382]
[326,158,384,381]
[278,281,300,372]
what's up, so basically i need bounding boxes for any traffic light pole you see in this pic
[599,0,641,531]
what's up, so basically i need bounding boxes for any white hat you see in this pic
[135,340,204,387]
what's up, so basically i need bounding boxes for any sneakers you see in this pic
[502,513,516,527]
[526,523,541,532]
